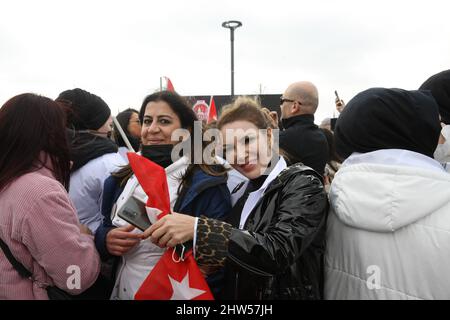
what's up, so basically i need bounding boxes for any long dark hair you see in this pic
[177,120,228,193]
[138,91,197,130]
[114,108,140,148]
[114,91,226,187]
[0,94,71,192]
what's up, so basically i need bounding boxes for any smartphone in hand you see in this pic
[117,195,152,231]
[335,90,340,101]
[335,90,345,112]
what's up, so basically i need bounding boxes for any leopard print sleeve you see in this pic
[195,215,232,267]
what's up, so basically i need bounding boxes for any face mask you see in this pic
[141,144,174,168]
[434,125,450,163]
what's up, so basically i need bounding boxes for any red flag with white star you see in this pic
[135,249,213,300]
[127,152,170,219]
[127,152,214,300]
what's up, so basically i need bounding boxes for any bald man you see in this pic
[279,81,329,176]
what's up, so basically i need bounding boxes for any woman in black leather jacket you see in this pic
[144,97,328,300]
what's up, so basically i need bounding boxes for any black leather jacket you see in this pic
[195,163,328,300]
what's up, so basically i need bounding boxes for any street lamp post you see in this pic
[222,20,242,97]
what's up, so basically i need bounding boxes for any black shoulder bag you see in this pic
[0,238,72,300]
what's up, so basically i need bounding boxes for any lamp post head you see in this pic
[222,20,242,97]
[222,20,242,30]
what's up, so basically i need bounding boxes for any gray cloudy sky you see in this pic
[1,0,449,123]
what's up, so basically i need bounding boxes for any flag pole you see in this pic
[160,76,163,91]
[112,116,135,152]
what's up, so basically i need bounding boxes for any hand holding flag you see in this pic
[127,152,214,300]
[127,152,170,219]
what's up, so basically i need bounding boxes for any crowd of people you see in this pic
[0,69,450,300]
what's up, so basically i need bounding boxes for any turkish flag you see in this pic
[127,152,170,219]
[166,77,175,92]
[135,249,214,300]
[127,152,214,300]
[208,96,217,123]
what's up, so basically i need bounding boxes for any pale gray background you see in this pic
[1,0,449,123]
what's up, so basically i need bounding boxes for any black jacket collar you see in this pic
[262,162,322,198]
[281,114,315,129]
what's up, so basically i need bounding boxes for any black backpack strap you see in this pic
[0,238,33,279]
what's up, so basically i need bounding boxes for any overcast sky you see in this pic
[1,0,449,123]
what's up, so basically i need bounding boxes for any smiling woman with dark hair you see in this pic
[0,93,100,299]
[95,90,237,299]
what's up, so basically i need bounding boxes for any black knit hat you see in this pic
[419,69,450,124]
[57,88,111,130]
[335,88,441,159]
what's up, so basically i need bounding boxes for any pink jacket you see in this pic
[0,166,100,299]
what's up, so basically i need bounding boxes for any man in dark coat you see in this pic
[279,81,329,176]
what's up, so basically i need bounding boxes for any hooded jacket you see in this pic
[325,149,450,299]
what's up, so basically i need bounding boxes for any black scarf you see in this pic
[226,175,267,228]
[141,144,174,168]
[68,130,118,172]
[226,157,278,228]
[334,88,441,159]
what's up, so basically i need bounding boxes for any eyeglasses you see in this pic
[280,98,297,105]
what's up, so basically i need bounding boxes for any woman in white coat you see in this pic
[325,88,450,300]
[56,89,125,233]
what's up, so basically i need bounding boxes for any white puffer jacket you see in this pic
[325,149,450,300]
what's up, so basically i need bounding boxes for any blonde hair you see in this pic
[217,97,272,130]
[218,96,292,163]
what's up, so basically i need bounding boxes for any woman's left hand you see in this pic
[142,212,196,248]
